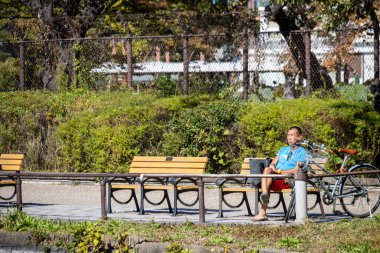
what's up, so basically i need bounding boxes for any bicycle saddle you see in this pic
[338,148,358,156]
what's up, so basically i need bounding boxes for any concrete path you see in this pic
[0,180,374,225]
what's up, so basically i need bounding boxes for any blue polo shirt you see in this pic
[275,146,307,171]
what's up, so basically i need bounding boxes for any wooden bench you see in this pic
[108,156,208,215]
[0,154,25,202]
[217,157,326,218]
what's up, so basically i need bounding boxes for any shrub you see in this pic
[0,58,19,91]
[237,98,380,166]
[0,92,379,172]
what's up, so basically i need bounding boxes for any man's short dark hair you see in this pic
[289,126,302,135]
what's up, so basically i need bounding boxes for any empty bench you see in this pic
[108,156,208,215]
[217,157,325,219]
[0,154,25,205]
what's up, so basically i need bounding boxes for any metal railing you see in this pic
[1,170,379,223]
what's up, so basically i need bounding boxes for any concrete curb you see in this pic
[0,231,295,253]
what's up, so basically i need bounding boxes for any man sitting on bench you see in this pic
[253,126,307,221]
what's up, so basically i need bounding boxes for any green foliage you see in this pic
[0,92,379,173]
[155,74,179,96]
[165,242,192,253]
[205,235,235,246]
[1,211,380,252]
[189,73,230,95]
[74,41,111,90]
[338,241,376,253]
[74,223,105,253]
[277,236,302,251]
[337,84,371,102]
[238,98,380,166]
[0,57,19,91]
[160,99,241,173]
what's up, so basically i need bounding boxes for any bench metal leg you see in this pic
[139,186,145,214]
[132,190,140,212]
[279,192,287,215]
[316,192,325,217]
[107,181,113,213]
[285,192,295,223]
[254,187,259,215]
[217,188,224,218]
[172,188,178,216]
[164,190,173,213]
[243,192,253,216]
[16,177,22,211]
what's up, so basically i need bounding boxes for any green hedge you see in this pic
[0,91,379,173]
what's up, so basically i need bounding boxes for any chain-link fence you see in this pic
[0,29,375,100]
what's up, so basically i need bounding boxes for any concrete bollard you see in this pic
[294,168,307,223]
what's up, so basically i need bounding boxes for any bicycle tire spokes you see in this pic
[340,165,380,218]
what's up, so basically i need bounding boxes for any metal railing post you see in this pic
[294,169,307,223]
[198,177,205,224]
[100,177,107,219]
[16,176,22,211]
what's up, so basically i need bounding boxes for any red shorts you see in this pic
[269,179,290,191]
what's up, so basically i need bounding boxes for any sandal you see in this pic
[252,215,268,221]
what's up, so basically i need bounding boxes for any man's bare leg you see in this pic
[253,167,275,220]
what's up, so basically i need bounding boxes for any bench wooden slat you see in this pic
[1,165,22,171]
[132,156,207,163]
[0,180,16,185]
[131,162,206,169]
[129,168,205,174]
[0,154,25,172]
[1,154,25,159]
[0,159,23,165]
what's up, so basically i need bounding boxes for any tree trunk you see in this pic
[370,10,380,113]
[284,73,296,99]
[265,4,334,92]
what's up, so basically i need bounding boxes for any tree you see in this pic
[264,2,333,95]
[274,0,380,112]
[320,0,380,113]
[9,0,118,91]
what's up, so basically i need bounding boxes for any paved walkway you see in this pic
[0,180,372,225]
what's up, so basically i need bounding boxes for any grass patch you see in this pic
[1,211,380,252]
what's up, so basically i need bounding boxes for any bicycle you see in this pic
[286,140,380,220]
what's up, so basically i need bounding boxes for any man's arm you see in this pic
[280,163,303,174]
[269,156,278,172]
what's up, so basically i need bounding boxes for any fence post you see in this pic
[182,32,189,96]
[252,31,259,94]
[304,30,312,95]
[126,28,133,90]
[100,177,107,219]
[19,42,25,91]
[117,11,134,90]
[294,168,307,223]
[198,177,205,224]
[16,176,22,211]
[242,26,249,101]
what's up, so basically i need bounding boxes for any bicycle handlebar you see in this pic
[299,140,342,157]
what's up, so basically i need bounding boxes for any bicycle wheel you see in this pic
[339,164,380,218]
